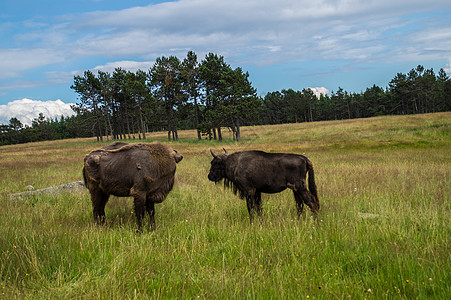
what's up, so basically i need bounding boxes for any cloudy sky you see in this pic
[1,0,450,125]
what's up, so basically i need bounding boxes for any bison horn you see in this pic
[223,148,228,155]
[210,148,217,158]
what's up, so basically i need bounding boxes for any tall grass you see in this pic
[1,113,450,299]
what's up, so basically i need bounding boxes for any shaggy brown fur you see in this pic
[83,142,182,232]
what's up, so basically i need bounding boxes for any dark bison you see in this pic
[83,142,183,231]
[208,149,319,223]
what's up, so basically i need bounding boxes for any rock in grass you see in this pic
[358,212,381,219]
[8,181,86,200]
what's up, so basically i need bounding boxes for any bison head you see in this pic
[208,148,228,182]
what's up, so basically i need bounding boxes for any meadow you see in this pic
[0,112,450,299]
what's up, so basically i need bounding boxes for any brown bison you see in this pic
[208,149,319,223]
[83,142,183,231]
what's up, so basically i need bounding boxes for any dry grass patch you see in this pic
[1,112,450,299]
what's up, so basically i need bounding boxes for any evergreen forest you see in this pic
[1,51,450,145]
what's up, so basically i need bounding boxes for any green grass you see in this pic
[1,112,450,299]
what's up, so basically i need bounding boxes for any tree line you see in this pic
[260,65,450,124]
[1,53,450,146]
[69,51,259,143]
[0,113,90,146]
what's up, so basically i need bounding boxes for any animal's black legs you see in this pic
[247,193,263,224]
[293,191,304,219]
[133,193,146,233]
[91,189,109,225]
[246,196,255,224]
[255,192,263,218]
[146,200,156,231]
[298,189,319,218]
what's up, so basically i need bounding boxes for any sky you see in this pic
[1,0,450,125]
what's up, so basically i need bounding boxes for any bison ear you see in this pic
[173,149,183,163]
[210,148,217,158]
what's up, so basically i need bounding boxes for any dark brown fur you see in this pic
[208,149,319,223]
[83,142,183,231]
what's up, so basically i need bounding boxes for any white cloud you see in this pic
[3,1,450,73]
[0,99,75,126]
[308,87,329,98]
[58,0,450,66]
[42,60,155,86]
[445,59,451,74]
[1,0,450,103]
[0,48,67,79]
[92,60,154,74]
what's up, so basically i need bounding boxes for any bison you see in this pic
[83,142,183,231]
[208,149,319,223]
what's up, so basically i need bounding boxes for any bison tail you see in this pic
[306,158,319,206]
[82,166,88,187]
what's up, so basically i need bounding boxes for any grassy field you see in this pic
[0,112,450,299]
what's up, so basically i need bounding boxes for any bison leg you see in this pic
[145,199,156,231]
[132,192,146,233]
[246,192,262,224]
[297,188,319,218]
[246,196,255,224]
[255,192,263,218]
[293,191,304,219]
[90,189,109,225]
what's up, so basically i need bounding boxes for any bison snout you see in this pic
[208,171,223,182]
[208,173,217,182]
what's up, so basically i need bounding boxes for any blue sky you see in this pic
[1,0,450,125]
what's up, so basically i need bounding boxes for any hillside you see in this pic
[0,112,450,299]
